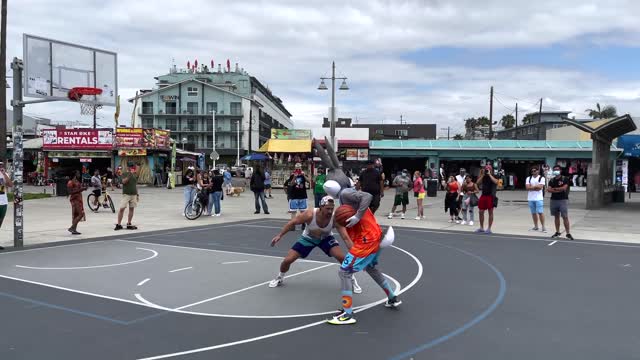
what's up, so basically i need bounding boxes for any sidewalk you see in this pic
[1,185,640,249]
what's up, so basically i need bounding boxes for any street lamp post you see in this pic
[181,137,187,150]
[211,110,217,168]
[236,119,241,167]
[318,61,349,150]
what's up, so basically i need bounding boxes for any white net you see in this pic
[80,103,103,116]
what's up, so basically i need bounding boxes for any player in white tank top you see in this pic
[268,195,361,293]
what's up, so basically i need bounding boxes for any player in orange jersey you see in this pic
[324,180,401,325]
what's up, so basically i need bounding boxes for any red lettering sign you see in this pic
[42,129,114,150]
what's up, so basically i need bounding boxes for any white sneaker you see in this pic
[448,219,454,223]
[456,220,461,224]
[210,214,216,217]
[387,213,393,219]
[352,276,362,294]
[268,276,283,288]
[401,213,405,219]
[415,216,421,220]
[468,221,474,226]
[461,221,467,225]
[216,213,221,217]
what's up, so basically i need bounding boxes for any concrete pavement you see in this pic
[1,184,640,248]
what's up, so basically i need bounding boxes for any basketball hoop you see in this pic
[68,87,103,116]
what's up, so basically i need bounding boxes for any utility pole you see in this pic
[0,0,8,163]
[537,98,543,140]
[515,102,518,140]
[489,86,494,140]
[400,114,403,125]
[440,127,451,140]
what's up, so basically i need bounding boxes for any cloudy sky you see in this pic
[6,0,640,136]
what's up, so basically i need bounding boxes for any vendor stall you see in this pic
[258,129,313,188]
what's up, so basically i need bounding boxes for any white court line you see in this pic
[176,263,334,310]
[0,239,109,257]
[221,261,249,265]
[169,267,192,273]
[137,243,422,360]
[548,241,558,246]
[133,270,402,319]
[116,239,331,265]
[14,248,158,270]
[123,220,278,240]
[137,278,150,287]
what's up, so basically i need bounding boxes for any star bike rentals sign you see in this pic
[42,128,114,150]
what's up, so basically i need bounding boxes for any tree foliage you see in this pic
[585,103,618,119]
[500,114,516,129]
[453,134,464,140]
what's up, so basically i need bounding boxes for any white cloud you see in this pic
[5,0,640,136]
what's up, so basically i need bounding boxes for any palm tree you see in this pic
[453,134,464,140]
[500,114,516,129]
[585,103,618,119]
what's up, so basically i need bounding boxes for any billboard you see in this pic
[115,128,144,148]
[271,129,311,140]
[115,128,171,149]
[42,128,113,150]
[154,129,171,149]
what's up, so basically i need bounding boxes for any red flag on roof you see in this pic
[187,61,191,69]
[227,59,230,72]
[211,60,214,68]
[194,59,198,68]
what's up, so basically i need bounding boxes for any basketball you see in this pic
[335,205,356,227]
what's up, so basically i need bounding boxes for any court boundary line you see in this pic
[15,248,158,270]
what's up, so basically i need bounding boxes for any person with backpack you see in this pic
[526,166,547,233]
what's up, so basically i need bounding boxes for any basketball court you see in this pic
[0,218,638,359]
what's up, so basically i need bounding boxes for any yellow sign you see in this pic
[118,148,147,156]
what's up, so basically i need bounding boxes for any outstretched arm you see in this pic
[271,209,313,246]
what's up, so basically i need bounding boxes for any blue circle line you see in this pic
[389,240,508,360]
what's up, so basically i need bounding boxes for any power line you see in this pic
[493,95,516,114]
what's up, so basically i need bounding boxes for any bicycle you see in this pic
[184,189,205,220]
[87,187,116,213]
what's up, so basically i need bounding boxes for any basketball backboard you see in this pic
[23,34,118,106]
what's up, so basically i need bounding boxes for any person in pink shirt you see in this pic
[413,171,425,220]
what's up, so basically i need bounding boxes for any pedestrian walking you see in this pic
[460,175,479,226]
[312,166,327,208]
[387,170,410,219]
[476,164,499,234]
[223,168,233,195]
[413,170,425,220]
[209,169,224,216]
[548,165,573,240]
[0,162,13,249]
[359,160,384,214]
[526,166,547,233]
[183,166,196,216]
[115,162,139,230]
[264,168,273,198]
[90,170,102,210]
[250,165,270,214]
[66,170,86,235]
[287,163,308,229]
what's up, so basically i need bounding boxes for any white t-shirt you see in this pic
[455,175,465,191]
[526,176,545,201]
[0,177,8,205]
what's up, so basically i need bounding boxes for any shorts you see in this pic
[550,199,568,217]
[120,194,138,209]
[265,184,272,189]
[414,192,425,199]
[340,251,380,273]
[478,195,494,210]
[369,194,381,213]
[0,204,7,227]
[92,189,102,198]
[289,199,307,212]
[292,235,339,258]
[393,192,409,206]
[528,200,544,214]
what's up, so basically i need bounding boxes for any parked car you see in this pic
[231,164,247,177]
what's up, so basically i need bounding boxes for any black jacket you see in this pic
[250,172,265,192]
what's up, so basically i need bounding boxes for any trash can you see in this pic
[56,177,69,197]
[427,179,438,197]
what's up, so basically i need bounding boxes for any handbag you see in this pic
[493,195,499,208]
[469,194,479,207]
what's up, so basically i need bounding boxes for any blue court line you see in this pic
[388,241,508,360]
[0,291,167,326]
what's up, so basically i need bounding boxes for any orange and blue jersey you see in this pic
[345,208,381,258]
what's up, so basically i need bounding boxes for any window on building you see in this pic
[141,118,154,129]
[142,102,153,114]
[185,118,197,131]
[230,102,242,115]
[207,135,213,148]
[187,86,198,96]
[528,127,534,135]
[552,124,565,129]
[375,129,384,135]
[165,118,177,131]
[206,118,213,131]
[187,102,198,114]
[165,102,177,114]
[395,129,408,137]
[206,102,218,114]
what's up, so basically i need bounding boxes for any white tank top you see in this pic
[303,208,334,239]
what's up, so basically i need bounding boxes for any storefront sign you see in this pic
[42,129,113,150]
[47,151,111,158]
[79,158,92,162]
[346,149,358,161]
[116,128,144,148]
[118,149,147,156]
[271,129,311,140]
[161,95,179,101]
[358,149,369,161]
[154,129,171,149]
